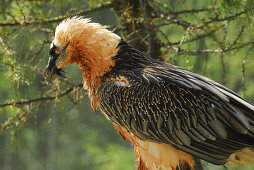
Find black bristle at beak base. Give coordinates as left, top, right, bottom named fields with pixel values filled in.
left=57, top=68, right=66, bottom=78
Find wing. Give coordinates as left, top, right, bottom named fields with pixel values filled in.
left=97, top=63, right=254, bottom=165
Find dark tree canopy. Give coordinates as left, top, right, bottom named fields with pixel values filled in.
left=1, top=0, right=254, bottom=170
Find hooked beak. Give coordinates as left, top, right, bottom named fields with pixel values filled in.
left=44, top=56, right=59, bottom=81
left=44, top=42, right=70, bottom=81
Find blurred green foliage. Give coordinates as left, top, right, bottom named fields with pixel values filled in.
left=0, top=0, right=254, bottom=170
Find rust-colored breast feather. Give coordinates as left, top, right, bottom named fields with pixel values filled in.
left=112, top=122, right=195, bottom=170
left=96, top=40, right=254, bottom=169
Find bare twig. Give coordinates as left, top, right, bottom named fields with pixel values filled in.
left=231, top=25, right=246, bottom=47
left=242, top=45, right=254, bottom=98
left=220, top=22, right=228, bottom=84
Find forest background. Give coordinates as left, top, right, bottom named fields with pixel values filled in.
left=1, top=0, right=254, bottom=170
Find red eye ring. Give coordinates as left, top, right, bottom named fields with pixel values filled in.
left=55, top=49, right=60, bottom=54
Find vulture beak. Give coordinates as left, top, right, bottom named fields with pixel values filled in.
left=44, top=42, right=70, bottom=81
left=44, top=56, right=59, bottom=81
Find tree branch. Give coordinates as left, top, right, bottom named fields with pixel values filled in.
left=139, top=0, right=161, bottom=59
left=159, top=29, right=216, bottom=46
left=150, top=0, right=210, bottom=16
left=157, top=7, right=253, bottom=29
left=170, top=8, right=210, bottom=15
left=242, top=45, right=254, bottom=98
left=197, top=7, right=254, bottom=29
left=0, top=83, right=83, bottom=108
left=158, top=17, right=193, bottom=28
left=176, top=41, right=254, bottom=55
left=0, top=3, right=114, bottom=27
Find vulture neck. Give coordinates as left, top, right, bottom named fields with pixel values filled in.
left=75, top=32, right=121, bottom=111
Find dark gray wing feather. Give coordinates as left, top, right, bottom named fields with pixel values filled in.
left=97, top=64, right=254, bottom=165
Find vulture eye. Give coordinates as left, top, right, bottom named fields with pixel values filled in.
left=55, top=49, right=60, bottom=54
